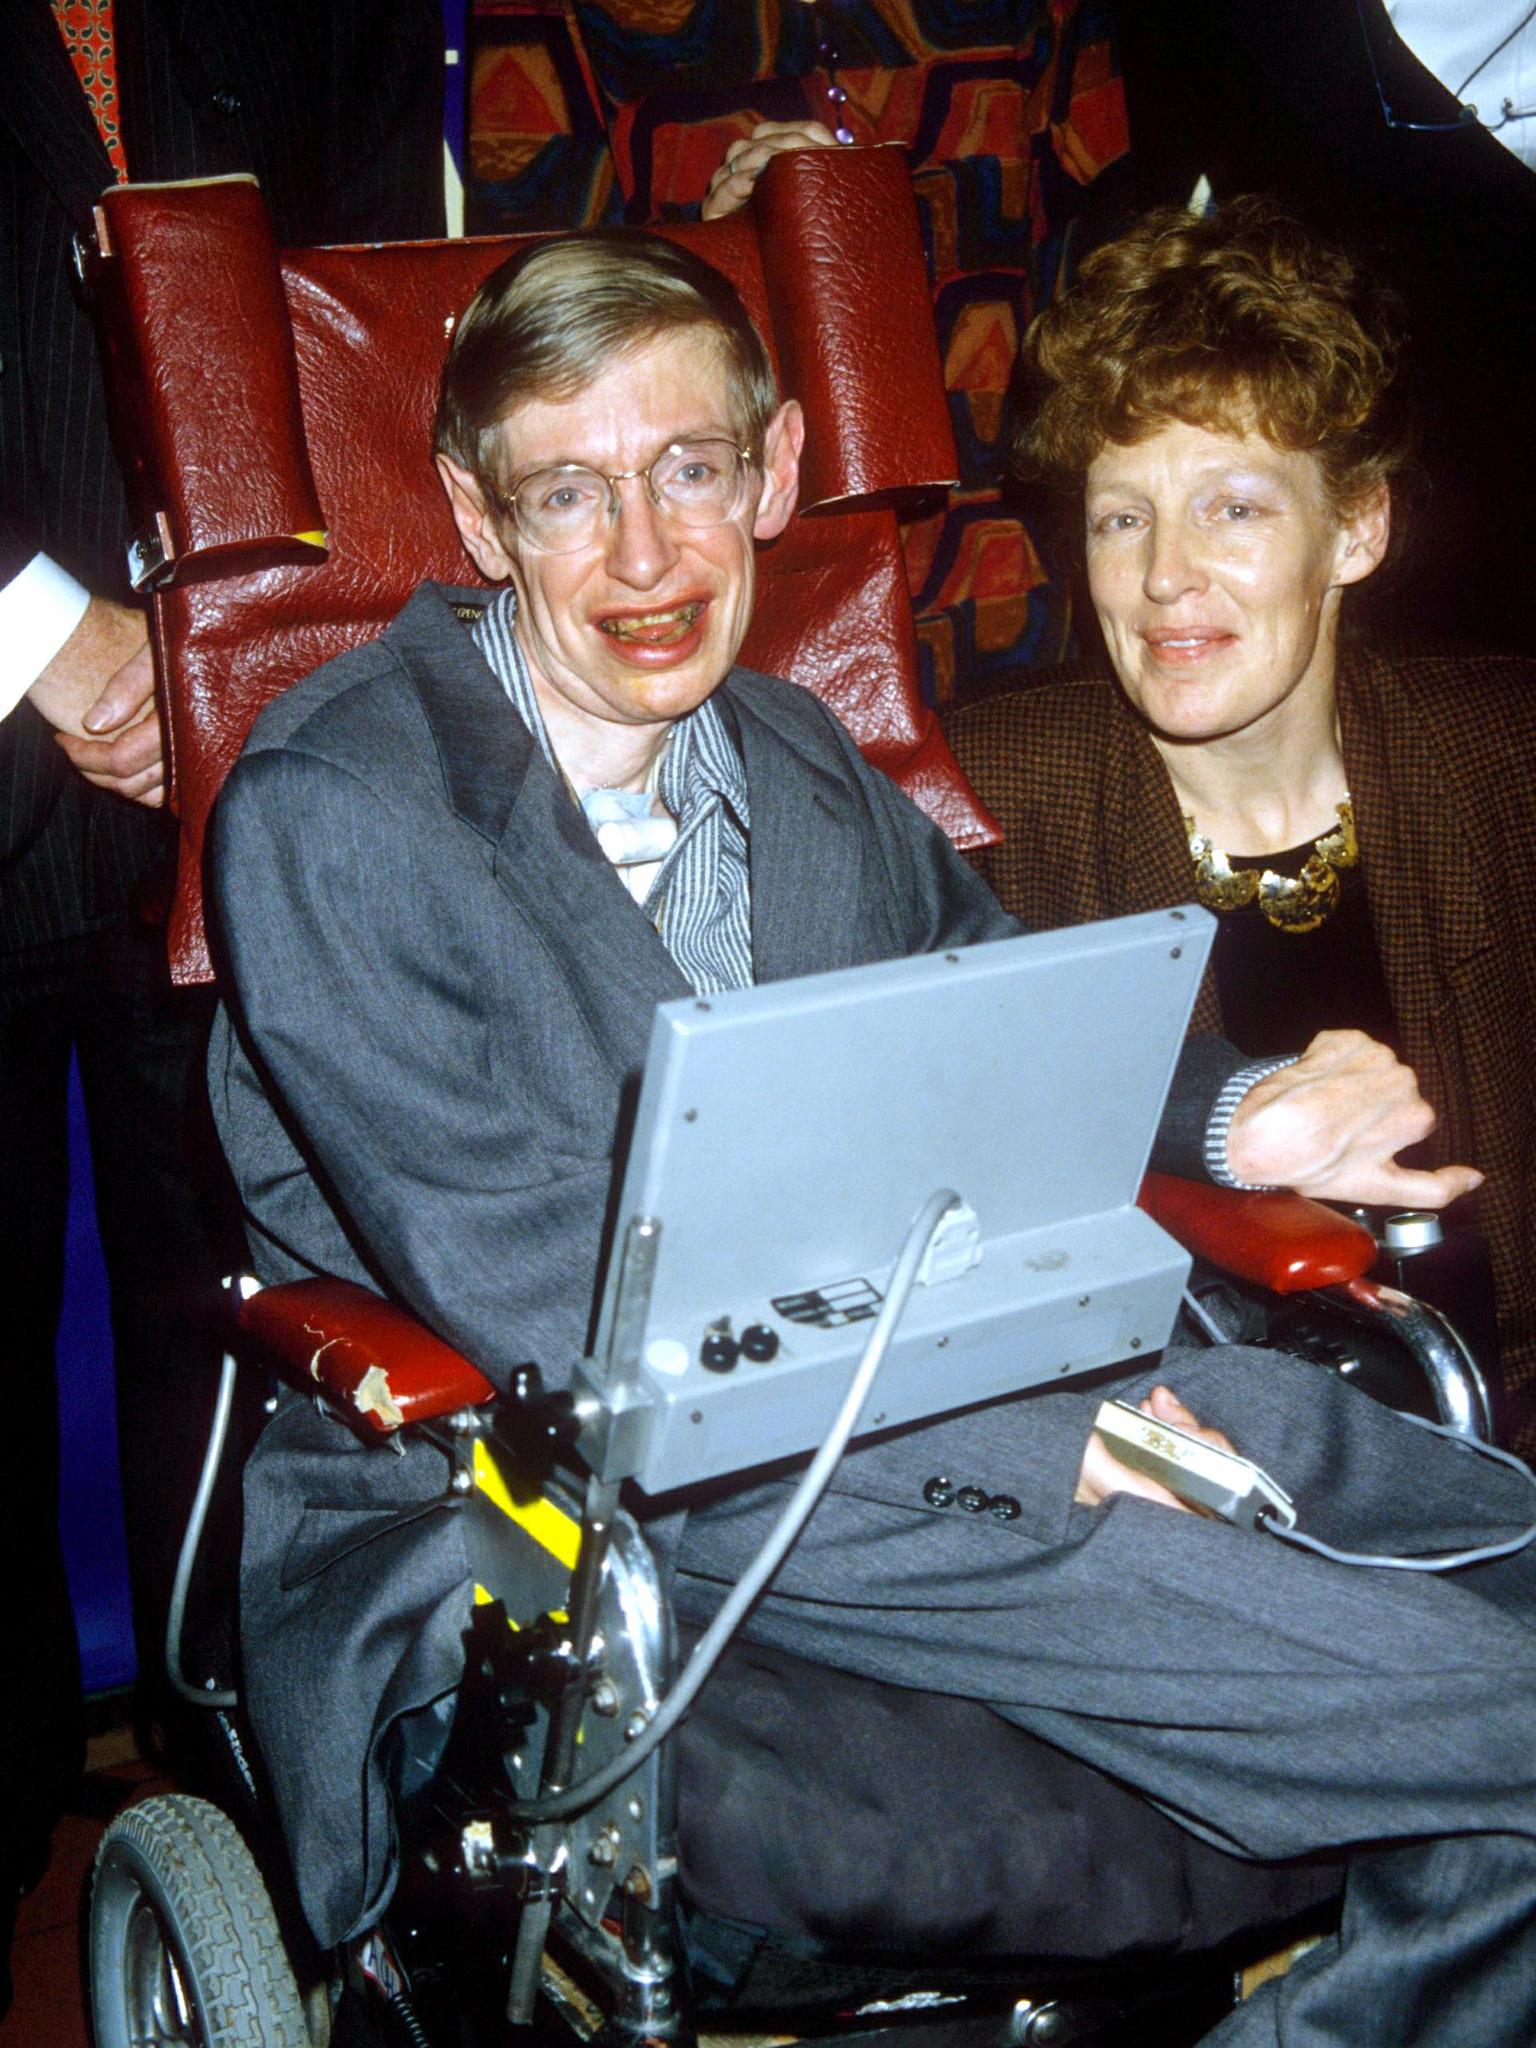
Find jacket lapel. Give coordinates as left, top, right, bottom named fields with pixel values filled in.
left=725, top=676, right=873, bottom=985
left=383, top=598, right=884, bottom=1067
left=492, top=768, right=693, bottom=1078
left=0, top=0, right=114, bottom=223
left=386, top=585, right=689, bottom=1080
left=1340, top=650, right=1493, bottom=1135
left=1342, top=648, right=1492, bottom=973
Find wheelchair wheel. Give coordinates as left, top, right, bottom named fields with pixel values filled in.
left=90, top=1792, right=311, bottom=2048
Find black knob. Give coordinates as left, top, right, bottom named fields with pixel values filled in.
left=740, top=1323, right=779, bottom=1362
left=922, top=1476, right=955, bottom=1508
left=699, top=1331, right=739, bottom=1372
left=955, top=1485, right=990, bottom=1514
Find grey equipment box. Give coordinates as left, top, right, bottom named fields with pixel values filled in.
left=576, top=907, right=1214, bottom=1495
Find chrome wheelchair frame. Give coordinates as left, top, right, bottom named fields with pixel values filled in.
left=86, top=1167, right=1494, bottom=2048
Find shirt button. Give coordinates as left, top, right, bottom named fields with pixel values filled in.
left=989, top=1495, right=1022, bottom=1522
left=922, top=1476, right=955, bottom=1508
left=955, top=1485, right=990, bottom=1514
left=211, top=88, right=242, bottom=115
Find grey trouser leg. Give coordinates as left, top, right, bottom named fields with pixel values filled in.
left=674, top=1345, right=1536, bottom=2045
left=1209, top=1834, right=1536, bottom=2045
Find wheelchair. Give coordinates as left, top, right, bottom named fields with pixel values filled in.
left=86, top=1181, right=1482, bottom=2048
left=79, top=150, right=1493, bottom=2048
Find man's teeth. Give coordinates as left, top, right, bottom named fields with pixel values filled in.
left=601, top=603, right=702, bottom=639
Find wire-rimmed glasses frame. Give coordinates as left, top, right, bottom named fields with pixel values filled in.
left=488, top=437, right=759, bottom=555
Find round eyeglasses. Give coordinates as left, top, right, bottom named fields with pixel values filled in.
left=491, top=438, right=757, bottom=554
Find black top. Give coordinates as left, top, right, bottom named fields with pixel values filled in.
left=1210, top=840, right=1396, bottom=1058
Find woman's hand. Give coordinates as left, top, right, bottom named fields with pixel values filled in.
left=1074, top=1385, right=1235, bottom=1512
left=701, top=120, right=840, bottom=220
left=1226, top=1030, right=1483, bottom=1209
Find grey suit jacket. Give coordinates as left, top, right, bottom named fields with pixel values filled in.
left=212, top=583, right=1233, bottom=1377
left=208, top=582, right=1241, bottom=1945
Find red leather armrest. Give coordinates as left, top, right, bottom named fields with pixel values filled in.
left=1138, top=1172, right=1377, bottom=1294
left=238, top=1277, right=495, bottom=1438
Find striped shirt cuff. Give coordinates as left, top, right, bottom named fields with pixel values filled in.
left=1203, top=1056, right=1298, bottom=1189
left=0, top=553, right=92, bottom=718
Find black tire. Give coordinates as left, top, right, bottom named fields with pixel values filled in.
left=90, top=1792, right=312, bottom=2048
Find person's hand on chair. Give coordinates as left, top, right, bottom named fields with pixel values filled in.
left=1226, top=1030, right=1481, bottom=1209
left=702, top=120, right=840, bottom=219
left=28, top=595, right=165, bottom=806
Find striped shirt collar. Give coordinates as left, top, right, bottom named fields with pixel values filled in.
left=471, top=587, right=754, bottom=994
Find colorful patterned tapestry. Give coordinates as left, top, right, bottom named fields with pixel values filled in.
left=466, top=2, right=1130, bottom=705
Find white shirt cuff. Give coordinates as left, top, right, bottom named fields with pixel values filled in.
left=1203, top=1056, right=1298, bottom=1189
left=0, top=554, right=92, bottom=719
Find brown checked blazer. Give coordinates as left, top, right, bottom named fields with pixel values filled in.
left=946, top=649, right=1536, bottom=1437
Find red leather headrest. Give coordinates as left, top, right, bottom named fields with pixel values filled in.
left=91, top=146, right=997, bottom=982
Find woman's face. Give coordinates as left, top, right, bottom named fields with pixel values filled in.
left=1084, top=420, right=1387, bottom=749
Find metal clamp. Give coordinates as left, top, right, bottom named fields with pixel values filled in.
left=127, top=512, right=176, bottom=592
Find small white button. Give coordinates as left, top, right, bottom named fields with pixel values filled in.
left=645, top=1338, right=690, bottom=1377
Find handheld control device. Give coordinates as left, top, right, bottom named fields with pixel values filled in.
left=1092, top=1399, right=1297, bottom=1531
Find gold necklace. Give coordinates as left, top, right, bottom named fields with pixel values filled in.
left=1183, top=799, right=1358, bottom=935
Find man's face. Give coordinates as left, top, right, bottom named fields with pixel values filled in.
left=438, top=327, right=802, bottom=753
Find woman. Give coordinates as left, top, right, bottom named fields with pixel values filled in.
left=945, top=197, right=1536, bottom=1444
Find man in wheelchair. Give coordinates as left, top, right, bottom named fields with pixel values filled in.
left=207, top=230, right=1536, bottom=2043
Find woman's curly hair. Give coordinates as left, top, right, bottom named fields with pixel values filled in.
left=1017, top=197, right=1414, bottom=518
